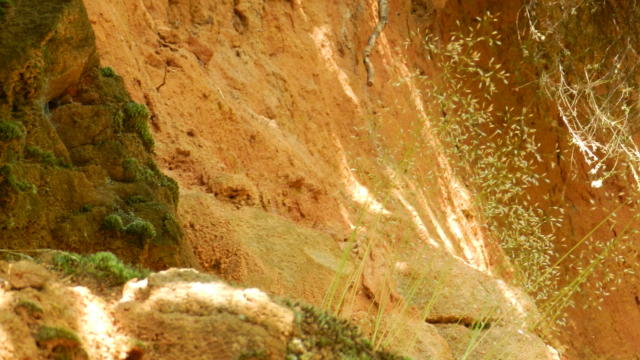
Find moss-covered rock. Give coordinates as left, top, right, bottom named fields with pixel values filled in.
left=0, top=0, right=192, bottom=270
left=283, top=301, right=411, bottom=360
left=51, top=251, right=149, bottom=285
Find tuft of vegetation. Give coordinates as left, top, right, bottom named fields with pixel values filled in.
left=15, top=299, right=44, bottom=318
left=35, top=325, right=80, bottom=344
left=34, top=325, right=88, bottom=360
left=283, top=300, right=411, bottom=360
left=0, top=120, right=24, bottom=141
left=25, top=145, right=69, bottom=168
left=123, top=101, right=149, bottom=120
left=125, top=195, right=148, bottom=205
left=52, top=251, right=149, bottom=285
left=102, top=211, right=157, bottom=242
left=100, top=66, right=116, bottom=78
left=124, top=219, right=157, bottom=239
left=123, top=102, right=154, bottom=151
left=122, top=158, right=154, bottom=183
left=423, top=13, right=562, bottom=299
left=102, top=213, right=125, bottom=232
left=238, top=349, right=267, bottom=360
left=0, top=164, right=36, bottom=193
left=122, top=158, right=179, bottom=200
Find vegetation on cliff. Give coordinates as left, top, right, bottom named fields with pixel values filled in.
left=0, top=0, right=189, bottom=269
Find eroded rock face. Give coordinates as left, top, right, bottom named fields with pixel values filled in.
left=0, top=0, right=194, bottom=269
left=0, top=258, right=413, bottom=360
left=116, top=269, right=295, bottom=360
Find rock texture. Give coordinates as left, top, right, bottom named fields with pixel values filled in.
left=80, top=0, right=559, bottom=358
left=0, top=257, right=409, bottom=360
left=4, top=0, right=637, bottom=358
left=0, top=0, right=194, bottom=269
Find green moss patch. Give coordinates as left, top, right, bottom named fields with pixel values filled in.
left=52, top=251, right=149, bottom=285
left=0, top=164, right=36, bottom=193
left=15, top=299, right=44, bottom=318
left=102, top=211, right=157, bottom=242
left=0, top=120, right=24, bottom=141
left=35, top=325, right=80, bottom=345
left=102, top=213, right=124, bottom=232
left=122, top=158, right=179, bottom=201
left=35, top=325, right=87, bottom=360
left=25, top=145, right=69, bottom=167
left=100, top=66, right=116, bottom=78
left=124, top=219, right=156, bottom=239
left=123, top=102, right=154, bottom=151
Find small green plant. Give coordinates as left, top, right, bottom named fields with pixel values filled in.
left=0, top=120, right=24, bottom=141
left=122, top=158, right=154, bottom=183
left=102, top=213, right=124, bottom=231
left=123, top=102, right=154, bottom=151
left=121, top=158, right=179, bottom=199
left=123, top=102, right=149, bottom=120
left=52, top=251, right=149, bottom=285
left=124, top=219, right=157, bottom=239
left=25, top=145, right=69, bottom=168
left=102, top=212, right=157, bottom=241
left=100, top=66, right=116, bottom=78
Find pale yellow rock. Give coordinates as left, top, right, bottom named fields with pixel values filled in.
left=7, top=261, right=51, bottom=290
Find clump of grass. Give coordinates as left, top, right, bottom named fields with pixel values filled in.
left=123, top=102, right=154, bottom=151
left=124, top=219, right=157, bottom=239
left=52, top=251, right=149, bottom=285
left=283, top=300, right=411, bottom=360
left=0, top=120, right=24, bottom=141
left=102, top=213, right=125, bottom=231
left=122, top=158, right=179, bottom=198
left=423, top=13, right=561, bottom=299
left=25, top=145, right=69, bottom=168
left=122, top=158, right=154, bottom=183
left=100, top=66, right=116, bottom=78
left=123, top=102, right=149, bottom=120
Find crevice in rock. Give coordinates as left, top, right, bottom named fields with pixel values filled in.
left=426, top=315, right=493, bottom=330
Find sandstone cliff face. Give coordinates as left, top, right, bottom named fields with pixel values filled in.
left=81, top=0, right=560, bottom=358
left=0, top=0, right=194, bottom=269
left=0, top=256, right=411, bottom=360
left=2, top=0, right=639, bottom=358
